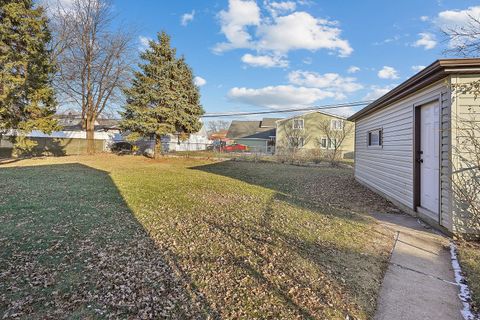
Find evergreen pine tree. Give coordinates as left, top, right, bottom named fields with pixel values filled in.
left=0, top=0, right=58, bottom=153
left=121, top=31, right=204, bottom=158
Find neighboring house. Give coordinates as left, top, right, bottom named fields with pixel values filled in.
left=348, top=58, right=480, bottom=236
left=276, top=111, right=355, bottom=158
left=131, top=122, right=210, bottom=154
left=226, top=118, right=281, bottom=153
left=208, top=130, right=228, bottom=141
left=0, top=109, right=210, bottom=157
left=160, top=124, right=210, bottom=152
left=0, top=110, right=122, bottom=156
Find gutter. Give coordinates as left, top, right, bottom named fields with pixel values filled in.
left=348, top=58, right=480, bottom=122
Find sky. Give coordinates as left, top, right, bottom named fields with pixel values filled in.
left=57, top=0, right=480, bottom=119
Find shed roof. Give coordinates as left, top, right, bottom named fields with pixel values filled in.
left=348, top=58, right=480, bottom=121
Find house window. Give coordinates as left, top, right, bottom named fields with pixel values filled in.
left=289, top=137, right=304, bottom=147
left=320, top=137, right=337, bottom=149
left=293, top=119, right=304, bottom=130
left=330, top=138, right=338, bottom=148
left=368, top=129, right=383, bottom=147
left=330, top=119, right=344, bottom=131
left=320, top=138, right=328, bottom=149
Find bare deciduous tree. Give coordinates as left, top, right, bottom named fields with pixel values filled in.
left=277, top=117, right=310, bottom=162
left=206, top=120, right=230, bottom=134
left=441, top=13, right=480, bottom=57
left=317, top=119, right=354, bottom=165
left=51, top=0, right=134, bottom=154
left=451, top=103, right=480, bottom=235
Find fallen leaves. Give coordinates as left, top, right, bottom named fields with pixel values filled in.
left=1, top=155, right=396, bottom=319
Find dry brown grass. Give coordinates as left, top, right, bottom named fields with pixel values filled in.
left=1, top=155, right=396, bottom=319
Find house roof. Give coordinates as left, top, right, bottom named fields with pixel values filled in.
left=226, top=118, right=280, bottom=139
left=348, top=58, right=480, bottom=121
left=276, top=110, right=347, bottom=123
left=61, top=118, right=121, bottom=131
left=209, top=130, right=228, bottom=140
left=260, top=118, right=282, bottom=127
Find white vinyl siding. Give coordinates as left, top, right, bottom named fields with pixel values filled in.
left=354, top=80, right=447, bottom=210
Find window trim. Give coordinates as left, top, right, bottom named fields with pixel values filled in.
left=330, top=119, right=344, bottom=131
left=367, top=128, right=383, bottom=148
left=320, top=137, right=328, bottom=149
left=292, top=118, right=304, bottom=130
left=319, top=137, right=338, bottom=149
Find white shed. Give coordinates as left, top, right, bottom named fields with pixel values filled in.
left=348, top=59, right=480, bottom=237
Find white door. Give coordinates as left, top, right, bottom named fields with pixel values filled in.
left=419, top=101, right=440, bottom=216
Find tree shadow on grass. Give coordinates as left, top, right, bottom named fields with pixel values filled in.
left=0, top=163, right=217, bottom=319
left=189, top=161, right=397, bottom=318
left=191, top=160, right=397, bottom=223
left=200, top=192, right=394, bottom=319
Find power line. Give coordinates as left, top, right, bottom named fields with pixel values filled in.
left=201, top=100, right=374, bottom=118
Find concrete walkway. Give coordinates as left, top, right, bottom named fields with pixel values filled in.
left=373, top=213, right=464, bottom=320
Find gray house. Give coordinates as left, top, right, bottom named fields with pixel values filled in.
left=348, top=59, right=480, bottom=236
left=226, top=118, right=281, bottom=153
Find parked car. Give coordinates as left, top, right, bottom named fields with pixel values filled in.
left=111, top=141, right=134, bottom=154
left=222, top=143, right=248, bottom=152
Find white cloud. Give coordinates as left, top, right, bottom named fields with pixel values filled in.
left=373, top=34, right=405, bottom=46
left=266, top=1, right=296, bottom=16
left=257, top=12, right=353, bottom=57
left=194, top=76, right=207, bottom=87
left=288, top=70, right=363, bottom=99
left=138, top=36, right=152, bottom=51
left=378, top=66, right=399, bottom=79
left=420, top=15, right=429, bottom=22
left=436, top=6, right=480, bottom=48
left=302, top=57, right=313, bottom=65
left=213, top=0, right=261, bottom=53
left=227, top=69, right=363, bottom=109
left=228, top=85, right=336, bottom=108
left=347, top=66, right=360, bottom=73
left=241, top=53, right=288, bottom=68
left=363, top=85, right=396, bottom=100
left=411, top=65, right=426, bottom=72
left=413, top=32, right=437, bottom=50
left=181, top=10, right=195, bottom=26
left=437, top=6, right=480, bottom=26
left=214, top=1, right=352, bottom=58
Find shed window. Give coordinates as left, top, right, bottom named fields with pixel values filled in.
left=368, top=129, right=383, bottom=147
left=293, top=119, right=304, bottom=130
left=330, top=119, right=344, bottom=131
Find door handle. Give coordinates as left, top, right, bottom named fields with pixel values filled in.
left=416, top=158, right=423, bottom=163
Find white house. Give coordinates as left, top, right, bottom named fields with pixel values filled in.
left=348, top=59, right=480, bottom=236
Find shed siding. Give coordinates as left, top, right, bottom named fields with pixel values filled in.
left=354, top=80, right=448, bottom=211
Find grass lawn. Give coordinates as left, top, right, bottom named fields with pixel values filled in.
left=458, top=242, right=480, bottom=314
left=0, top=155, right=396, bottom=319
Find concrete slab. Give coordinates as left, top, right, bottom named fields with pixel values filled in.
left=373, top=213, right=464, bottom=320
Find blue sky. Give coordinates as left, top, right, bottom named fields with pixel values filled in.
left=112, top=0, right=479, bottom=119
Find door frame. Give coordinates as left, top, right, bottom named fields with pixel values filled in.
left=413, top=95, right=442, bottom=223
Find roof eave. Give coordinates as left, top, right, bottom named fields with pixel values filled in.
left=348, top=58, right=480, bottom=121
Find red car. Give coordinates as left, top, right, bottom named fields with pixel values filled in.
left=222, top=143, right=248, bottom=152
